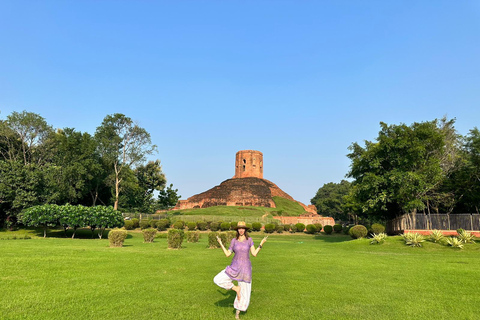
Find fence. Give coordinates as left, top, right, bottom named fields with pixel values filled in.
left=387, top=213, right=480, bottom=234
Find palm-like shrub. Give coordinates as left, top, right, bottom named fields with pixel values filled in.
left=429, top=230, right=445, bottom=243
left=402, top=233, right=424, bottom=247
left=446, top=237, right=464, bottom=249
left=370, top=233, right=387, bottom=245
left=457, top=230, right=475, bottom=244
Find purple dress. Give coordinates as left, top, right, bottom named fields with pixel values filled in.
left=225, top=238, right=254, bottom=283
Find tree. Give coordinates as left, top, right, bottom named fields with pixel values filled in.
left=347, top=118, right=461, bottom=220
left=310, top=180, right=352, bottom=222
left=135, top=160, right=166, bottom=212
left=157, top=184, right=181, bottom=210
left=95, top=114, right=157, bottom=210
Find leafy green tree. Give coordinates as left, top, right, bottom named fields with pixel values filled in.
left=347, top=118, right=461, bottom=220
left=311, top=180, right=351, bottom=221
left=19, top=204, right=59, bottom=238
left=88, top=206, right=124, bottom=239
left=95, top=114, right=157, bottom=210
left=157, top=184, right=181, bottom=210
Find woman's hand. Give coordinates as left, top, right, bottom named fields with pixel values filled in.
left=216, top=236, right=223, bottom=246
left=260, top=236, right=268, bottom=246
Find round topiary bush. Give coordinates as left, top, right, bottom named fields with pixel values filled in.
left=314, top=223, right=323, bottom=233
left=323, top=225, right=333, bottom=234
left=173, top=221, right=185, bottom=229
left=251, top=222, right=262, bottom=232
left=124, top=220, right=134, bottom=230
left=295, top=223, right=305, bottom=232
left=246, top=223, right=252, bottom=230
left=187, top=222, right=197, bottom=231
left=333, top=224, right=342, bottom=233
left=290, top=224, right=297, bottom=233
left=156, top=219, right=169, bottom=231
left=230, top=221, right=238, bottom=229
left=305, top=224, right=317, bottom=234
left=276, top=225, right=284, bottom=233
left=196, top=221, right=207, bottom=231
left=349, top=225, right=368, bottom=239
left=149, top=219, right=157, bottom=228
left=220, top=222, right=231, bottom=231
left=139, top=220, right=150, bottom=229
left=370, top=223, right=386, bottom=234
left=131, top=218, right=140, bottom=229
left=264, top=223, right=275, bottom=233
left=210, top=222, right=220, bottom=231
left=284, top=224, right=291, bottom=232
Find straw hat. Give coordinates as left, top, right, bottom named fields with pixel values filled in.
left=234, top=221, right=250, bottom=230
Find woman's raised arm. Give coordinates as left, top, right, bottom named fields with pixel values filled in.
left=217, top=236, right=232, bottom=257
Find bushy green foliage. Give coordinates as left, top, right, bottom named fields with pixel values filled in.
left=168, top=229, right=184, bottom=249
left=142, top=228, right=157, bottom=243
left=210, top=222, right=220, bottom=231
left=246, top=223, right=252, bottom=230
left=295, top=223, right=305, bottom=232
left=429, top=230, right=445, bottom=243
left=173, top=221, right=185, bottom=229
left=284, top=224, right=291, bottom=232
left=208, top=232, right=220, bottom=248
left=186, top=231, right=200, bottom=243
left=139, top=220, right=150, bottom=229
left=290, top=224, right=297, bottom=233
left=230, top=221, right=237, bottom=229
left=196, top=221, right=207, bottom=231
left=220, top=222, right=231, bottom=231
left=314, top=223, right=323, bottom=232
left=343, top=225, right=352, bottom=235
left=251, top=222, right=262, bottom=231
left=323, top=225, right=333, bottom=234
left=370, top=233, right=387, bottom=244
left=305, top=224, right=317, bottom=234
left=186, top=222, right=197, bottom=230
left=109, top=229, right=128, bottom=247
left=276, top=225, right=284, bottom=233
left=131, top=218, right=140, bottom=228
left=349, top=225, right=368, bottom=239
left=264, top=223, right=275, bottom=233
left=156, top=219, right=169, bottom=231
left=149, top=219, right=157, bottom=228
left=401, top=233, right=425, bottom=247
left=333, top=224, right=342, bottom=233
left=124, top=220, right=134, bottom=230
left=370, top=223, right=386, bottom=234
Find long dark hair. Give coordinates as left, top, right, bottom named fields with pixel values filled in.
left=236, top=228, right=250, bottom=240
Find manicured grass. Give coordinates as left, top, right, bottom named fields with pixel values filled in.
left=1, top=229, right=479, bottom=319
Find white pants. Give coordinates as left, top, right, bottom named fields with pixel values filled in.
left=213, top=269, right=252, bottom=312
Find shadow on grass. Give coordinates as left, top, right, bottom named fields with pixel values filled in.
left=313, top=234, right=352, bottom=243
left=35, top=228, right=120, bottom=240
left=214, top=290, right=236, bottom=308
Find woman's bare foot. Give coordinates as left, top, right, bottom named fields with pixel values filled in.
left=235, top=310, right=240, bottom=319
left=232, top=286, right=241, bottom=301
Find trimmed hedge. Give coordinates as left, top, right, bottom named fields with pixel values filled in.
left=109, top=229, right=128, bottom=247
left=131, top=218, right=140, bottom=228
left=349, top=225, right=368, bottom=239
left=226, top=231, right=236, bottom=248
left=196, top=221, right=208, bottom=231
left=186, top=222, right=197, bottom=231
left=220, top=222, right=231, bottom=231
left=295, top=223, right=305, bottom=232
left=276, top=225, right=284, bottom=233
left=305, top=224, right=317, bottom=234
left=156, top=219, right=169, bottom=231
left=290, top=224, right=297, bottom=233
left=168, top=229, right=184, bottom=249
left=333, top=224, right=342, bottom=233
left=230, top=221, right=238, bottom=229
left=264, top=223, right=276, bottom=233
left=124, top=220, right=134, bottom=230
left=370, top=223, right=386, bottom=234
left=142, top=228, right=157, bottom=243
left=186, top=231, right=200, bottom=243
left=173, top=221, right=185, bottom=229
left=314, top=223, right=323, bottom=233
left=208, top=232, right=220, bottom=248
left=323, top=225, right=333, bottom=235
left=149, top=220, right=157, bottom=228
left=251, top=222, right=262, bottom=232
left=210, top=222, right=220, bottom=231
left=139, top=220, right=150, bottom=229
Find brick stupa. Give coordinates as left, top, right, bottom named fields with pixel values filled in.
left=174, top=150, right=317, bottom=214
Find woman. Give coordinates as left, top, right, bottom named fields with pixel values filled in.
left=213, top=221, right=268, bottom=319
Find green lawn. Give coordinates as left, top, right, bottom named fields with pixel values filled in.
left=1, top=229, right=479, bottom=320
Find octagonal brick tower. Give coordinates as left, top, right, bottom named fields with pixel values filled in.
left=235, top=150, right=263, bottom=179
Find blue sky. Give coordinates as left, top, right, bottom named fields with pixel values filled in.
left=1, top=1, right=479, bottom=205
